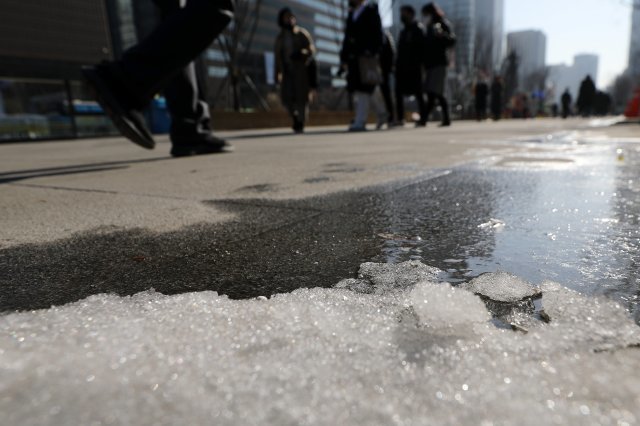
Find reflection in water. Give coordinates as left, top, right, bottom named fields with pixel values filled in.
left=375, top=144, right=639, bottom=321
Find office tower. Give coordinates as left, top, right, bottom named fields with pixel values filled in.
left=506, top=30, right=547, bottom=85
left=475, top=0, right=504, bottom=72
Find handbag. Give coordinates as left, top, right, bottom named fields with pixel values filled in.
left=358, top=55, right=383, bottom=86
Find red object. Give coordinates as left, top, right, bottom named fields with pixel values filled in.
left=625, top=89, right=640, bottom=118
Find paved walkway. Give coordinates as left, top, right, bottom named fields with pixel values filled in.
left=2, top=118, right=630, bottom=248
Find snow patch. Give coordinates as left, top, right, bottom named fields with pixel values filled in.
left=1, top=262, right=639, bottom=425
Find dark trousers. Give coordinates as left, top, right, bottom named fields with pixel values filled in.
left=396, top=87, right=426, bottom=123
left=380, top=72, right=394, bottom=123
left=119, top=0, right=234, bottom=143
left=425, top=92, right=451, bottom=125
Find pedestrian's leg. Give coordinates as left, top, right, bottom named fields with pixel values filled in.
left=292, top=99, right=307, bottom=133
left=440, top=95, right=451, bottom=126
left=416, top=92, right=427, bottom=124
left=425, top=92, right=436, bottom=124
left=372, top=88, right=387, bottom=129
left=380, top=75, right=394, bottom=124
left=120, top=0, right=234, bottom=106
left=395, top=85, right=405, bottom=125
left=151, top=0, right=230, bottom=156
left=83, top=0, right=233, bottom=150
left=154, top=0, right=213, bottom=144
left=351, top=91, right=370, bottom=130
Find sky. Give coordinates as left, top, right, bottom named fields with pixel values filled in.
left=505, top=0, right=632, bottom=87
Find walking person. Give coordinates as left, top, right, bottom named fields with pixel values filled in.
left=561, top=88, right=572, bottom=119
left=82, top=0, right=235, bottom=156
left=340, top=0, right=384, bottom=132
left=379, top=30, right=396, bottom=128
left=395, top=5, right=427, bottom=127
left=577, top=75, right=596, bottom=117
left=275, top=8, right=317, bottom=134
left=474, top=77, right=489, bottom=121
left=490, top=75, right=503, bottom=121
left=421, top=3, right=456, bottom=127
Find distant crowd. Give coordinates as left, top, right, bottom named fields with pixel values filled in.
left=276, top=1, right=459, bottom=133
left=83, top=0, right=612, bottom=157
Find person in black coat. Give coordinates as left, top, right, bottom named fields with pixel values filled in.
left=340, top=0, right=384, bottom=131
left=490, top=76, right=504, bottom=121
left=421, top=2, right=455, bottom=127
left=379, top=30, right=396, bottom=127
left=577, top=75, right=596, bottom=117
left=561, top=88, right=572, bottom=119
left=395, top=5, right=427, bottom=127
left=474, top=78, right=489, bottom=121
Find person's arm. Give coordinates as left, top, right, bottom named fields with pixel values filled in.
left=370, top=7, right=383, bottom=55
left=274, top=34, right=283, bottom=84
left=299, top=28, right=316, bottom=64
left=339, top=16, right=351, bottom=76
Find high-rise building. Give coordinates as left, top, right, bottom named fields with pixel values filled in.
left=629, top=4, right=640, bottom=76
left=475, top=0, right=504, bottom=72
left=506, top=30, right=547, bottom=87
left=392, top=0, right=475, bottom=73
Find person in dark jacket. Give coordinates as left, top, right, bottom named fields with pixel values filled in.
left=395, top=5, right=427, bottom=127
left=561, top=88, right=572, bottom=119
left=275, top=8, right=317, bottom=134
left=340, top=0, right=384, bottom=131
left=421, top=3, right=455, bottom=127
left=82, top=0, right=234, bottom=156
left=577, top=75, right=596, bottom=117
left=379, top=30, right=396, bottom=128
left=490, top=75, right=503, bottom=121
left=474, top=77, right=489, bottom=121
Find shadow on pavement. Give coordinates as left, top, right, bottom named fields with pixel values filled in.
left=0, top=157, right=171, bottom=184
left=0, top=172, right=497, bottom=312
left=227, top=129, right=348, bottom=140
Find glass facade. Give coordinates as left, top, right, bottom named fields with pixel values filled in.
left=0, top=78, right=117, bottom=141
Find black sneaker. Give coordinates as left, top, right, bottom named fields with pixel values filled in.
left=82, top=64, right=155, bottom=150
left=170, top=135, right=234, bottom=158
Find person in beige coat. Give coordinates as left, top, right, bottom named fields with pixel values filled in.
left=275, top=8, right=317, bottom=133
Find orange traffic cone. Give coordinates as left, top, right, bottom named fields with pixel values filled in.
left=625, top=89, right=640, bottom=118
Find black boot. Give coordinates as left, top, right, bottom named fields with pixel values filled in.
left=170, top=133, right=234, bottom=157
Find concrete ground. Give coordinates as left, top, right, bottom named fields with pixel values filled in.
left=1, top=117, right=631, bottom=248
left=2, top=117, right=640, bottom=312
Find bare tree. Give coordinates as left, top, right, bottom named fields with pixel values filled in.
left=474, top=23, right=494, bottom=75
left=501, top=51, right=519, bottom=106
left=215, top=0, right=265, bottom=111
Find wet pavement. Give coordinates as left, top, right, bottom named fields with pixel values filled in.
left=2, top=131, right=640, bottom=322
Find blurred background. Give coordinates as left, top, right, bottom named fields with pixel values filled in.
left=0, top=0, right=637, bottom=141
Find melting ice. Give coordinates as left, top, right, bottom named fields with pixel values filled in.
left=1, top=261, right=639, bottom=426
